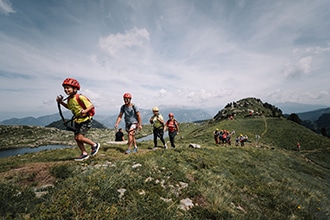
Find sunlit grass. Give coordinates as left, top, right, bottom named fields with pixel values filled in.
left=0, top=117, right=329, bottom=219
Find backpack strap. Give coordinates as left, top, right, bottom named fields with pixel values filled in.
left=132, top=103, right=137, bottom=115
left=75, top=94, right=87, bottom=109
left=173, top=119, right=177, bottom=129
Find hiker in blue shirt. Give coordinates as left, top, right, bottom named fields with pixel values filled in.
left=115, top=93, right=142, bottom=154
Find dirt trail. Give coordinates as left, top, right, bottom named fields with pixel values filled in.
left=261, top=116, right=268, bottom=137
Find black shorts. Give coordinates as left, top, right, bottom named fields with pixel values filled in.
left=126, top=123, right=138, bottom=134
left=74, top=119, right=92, bottom=135
left=153, top=127, right=164, bottom=138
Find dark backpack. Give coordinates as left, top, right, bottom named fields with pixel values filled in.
left=76, top=94, right=95, bottom=117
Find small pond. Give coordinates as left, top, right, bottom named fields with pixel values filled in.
left=0, top=132, right=168, bottom=158
left=0, top=145, right=74, bottom=159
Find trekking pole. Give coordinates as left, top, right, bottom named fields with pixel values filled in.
left=57, top=95, right=66, bottom=122
left=57, top=95, right=76, bottom=132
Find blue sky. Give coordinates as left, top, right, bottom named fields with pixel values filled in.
left=1, top=0, right=330, bottom=120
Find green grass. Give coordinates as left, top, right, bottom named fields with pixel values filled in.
left=0, top=117, right=329, bottom=219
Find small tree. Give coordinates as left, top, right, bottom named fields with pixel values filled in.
left=320, top=128, right=328, bottom=137
left=288, top=113, right=302, bottom=125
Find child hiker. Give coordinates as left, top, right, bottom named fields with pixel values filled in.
left=56, top=78, right=100, bottom=161
left=114, top=92, right=142, bottom=154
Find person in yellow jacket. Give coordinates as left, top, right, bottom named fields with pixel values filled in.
left=150, top=107, right=167, bottom=149
left=56, top=78, right=100, bottom=161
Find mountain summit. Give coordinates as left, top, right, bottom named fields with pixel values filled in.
left=214, top=97, right=283, bottom=121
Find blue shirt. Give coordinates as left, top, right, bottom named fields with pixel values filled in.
left=120, top=104, right=139, bottom=125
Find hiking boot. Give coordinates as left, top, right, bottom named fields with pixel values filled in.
left=152, top=146, right=157, bottom=151
left=125, top=149, right=131, bottom=154
left=91, top=143, right=100, bottom=156
left=132, top=147, right=138, bottom=153
left=164, top=144, right=168, bottom=149
left=74, top=154, right=89, bottom=161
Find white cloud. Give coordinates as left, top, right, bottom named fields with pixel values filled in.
left=0, top=0, right=15, bottom=15
left=159, top=88, right=166, bottom=97
left=0, top=0, right=330, bottom=120
left=98, top=28, right=150, bottom=58
left=282, top=56, right=312, bottom=79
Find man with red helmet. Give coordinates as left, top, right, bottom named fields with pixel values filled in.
left=56, top=78, right=100, bottom=161
left=115, top=92, right=142, bottom=154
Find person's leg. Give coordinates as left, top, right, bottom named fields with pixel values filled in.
left=172, top=131, right=177, bottom=148
left=128, top=130, right=134, bottom=149
left=77, top=120, right=100, bottom=155
left=153, top=129, right=158, bottom=147
left=75, top=134, right=88, bottom=154
left=131, top=125, right=138, bottom=152
left=74, top=122, right=90, bottom=157
left=169, top=132, right=175, bottom=148
left=75, top=133, right=95, bottom=146
left=126, top=124, right=137, bottom=153
left=158, top=129, right=166, bottom=146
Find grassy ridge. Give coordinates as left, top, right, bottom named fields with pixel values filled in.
left=0, top=117, right=329, bottom=219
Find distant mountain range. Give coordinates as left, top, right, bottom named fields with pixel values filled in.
left=0, top=107, right=212, bottom=128
left=296, top=107, right=330, bottom=121
left=1, top=99, right=329, bottom=136
left=274, top=102, right=328, bottom=114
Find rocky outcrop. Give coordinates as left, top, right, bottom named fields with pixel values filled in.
left=213, top=97, right=283, bottom=121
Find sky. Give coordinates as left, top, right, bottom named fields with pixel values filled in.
left=1, top=0, right=330, bottom=120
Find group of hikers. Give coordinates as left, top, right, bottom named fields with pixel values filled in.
left=213, top=129, right=249, bottom=146
left=56, top=78, right=179, bottom=161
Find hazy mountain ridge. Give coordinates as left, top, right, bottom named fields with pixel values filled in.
left=296, top=107, right=330, bottom=121
left=0, top=107, right=212, bottom=128
left=274, top=102, right=328, bottom=114
left=1, top=99, right=329, bottom=132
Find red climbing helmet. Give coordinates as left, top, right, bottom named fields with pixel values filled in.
left=169, top=112, right=174, bottom=117
left=123, top=92, right=132, bottom=99
left=62, top=78, right=80, bottom=90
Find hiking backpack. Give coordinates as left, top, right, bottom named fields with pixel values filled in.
left=76, top=94, right=95, bottom=117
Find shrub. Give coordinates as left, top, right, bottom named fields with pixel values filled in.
left=0, top=183, right=37, bottom=218
left=50, top=163, right=74, bottom=180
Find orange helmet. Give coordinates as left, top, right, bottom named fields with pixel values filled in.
left=169, top=112, right=174, bottom=117
left=62, top=78, right=80, bottom=90
left=123, top=93, right=132, bottom=99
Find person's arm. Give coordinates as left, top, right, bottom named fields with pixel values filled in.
left=164, top=120, right=168, bottom=131
left=56, top=96, right=68, bottom=109
left=175, top=121, right=179, bottom=132
left=115, top=112, right=123, bottom=129
left=149, top=116, right=154, bottom=124
left=136, top=111, right=142, bottom=130
left=80, top=104, right=94, bottom=116
left=78, top=95, right=94, bottom=116
left=157, top=115, right=165, bottom=125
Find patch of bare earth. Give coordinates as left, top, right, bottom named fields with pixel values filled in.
left=0, top=162, right=61, bottom=188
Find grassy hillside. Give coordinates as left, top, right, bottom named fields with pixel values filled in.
left=0, top=116, right=329, bottom=219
